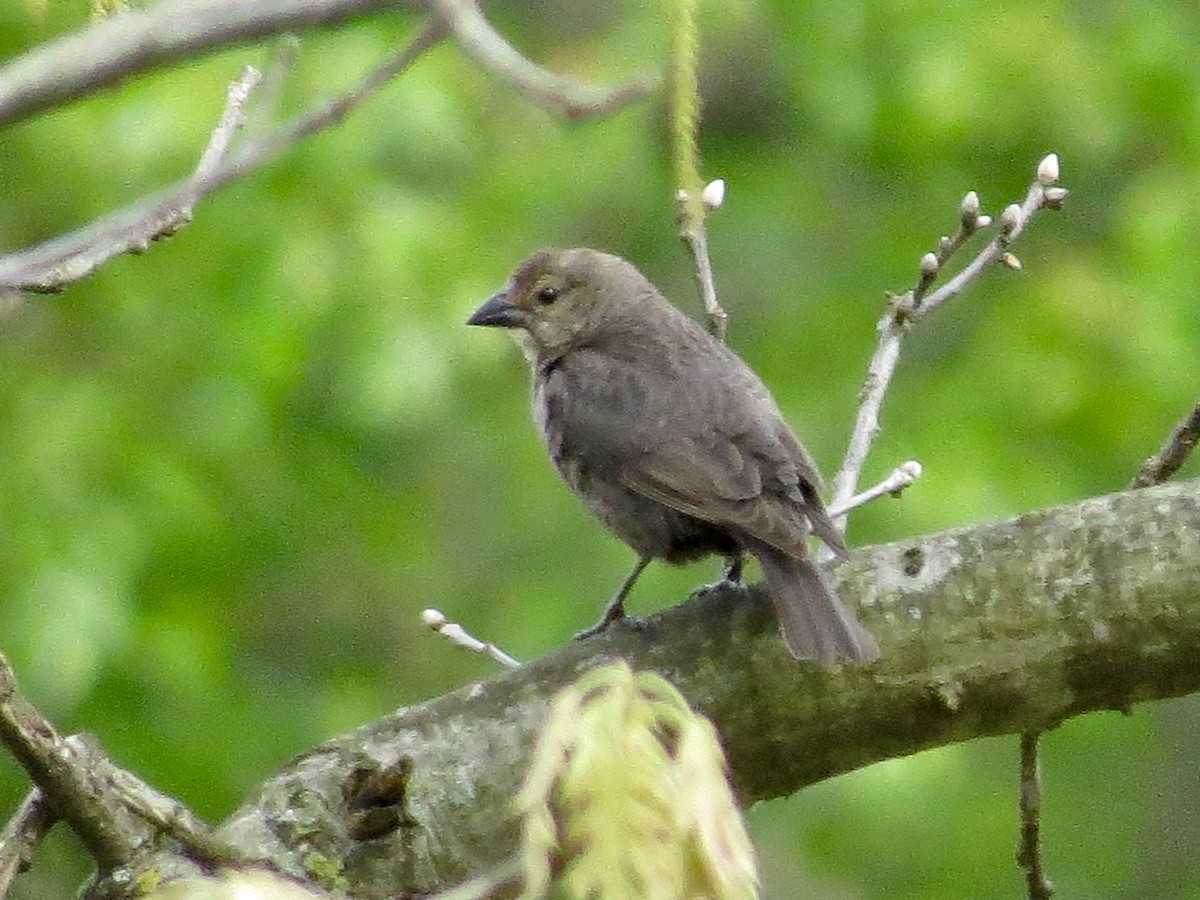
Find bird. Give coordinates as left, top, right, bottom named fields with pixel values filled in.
left=466, top=248, right=879, bottom=665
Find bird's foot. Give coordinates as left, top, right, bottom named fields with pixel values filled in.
left=723, top=555, right=744, bottom=584
left=574, top=556, right=653, bottom=641
left=694, top=555, right=748, bottom=598
left=573, top=612, right=648, bottom=641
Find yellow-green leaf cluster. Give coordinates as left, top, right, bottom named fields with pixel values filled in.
left=90, top=0, right=128, bottom=19
left=515, top=663, right=758, bottom=900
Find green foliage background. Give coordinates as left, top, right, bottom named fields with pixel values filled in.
left=2, top=1, right=1199, bottom=896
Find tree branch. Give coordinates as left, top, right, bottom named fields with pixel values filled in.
left=0, top=21, right=444, bottom=297
left=829, top=156, right=1067, bottom=528
left=0, top=658, right=143, bottom=871
left=0, top=655, right=253, bottom=892
left=0, top=1, right=655, bottom=299
left=0, top=790, right=56, bottom=898
left=202, top=479, right=1200, bottom=897
left=0, top=0, right=655, bottom=130
left=0, top=0, right=422, bottom=128
left=1017, top=733, right=1055, bottom=900
left=427, top=0, right=656, bottom=121
left=1132, top=400, right=1200, bottom=488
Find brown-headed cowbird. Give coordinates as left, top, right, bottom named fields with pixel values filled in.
left=467, top=248, right=879, bottom=664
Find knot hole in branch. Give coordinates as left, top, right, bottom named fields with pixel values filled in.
left=343, top=756, right=414, bottom=841
left=901, top=547, right=925, bottom=577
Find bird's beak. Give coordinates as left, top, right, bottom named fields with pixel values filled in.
left=467, top=291, right=525, bottom=328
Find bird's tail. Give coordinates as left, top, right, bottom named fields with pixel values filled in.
left=750, top=541, right=879, bottom=665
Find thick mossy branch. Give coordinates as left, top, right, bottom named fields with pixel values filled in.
left=204, top=480, right=1200, bottom=899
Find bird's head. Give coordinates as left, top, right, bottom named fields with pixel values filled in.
left=467, top=248, right=653, bottom=362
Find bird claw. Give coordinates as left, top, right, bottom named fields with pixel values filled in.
left=693, top=578, right=748, bottom=600
left=694, top=558, right=749, bottom=599
left=573, top=612, right=647, bottom=642
left=573, top=620, right=610, bottom=641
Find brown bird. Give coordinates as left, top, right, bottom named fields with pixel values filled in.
left=467, top=248, right=879, bottom=664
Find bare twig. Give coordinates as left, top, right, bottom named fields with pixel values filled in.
left=829, top=155, right=1067, bottom=528
left=0, top=655, right=241, bottom=883
left=0, top=20, right=445, bottom=297
left=0, top=654, right=141, bottom=869
left=828, top=307, right=904, bottom=531
left=0, top=0, right=655, bottom=299
left=680, top=212, right=726, bottom=339
left=1016, top=732, right=1055, bottom=900
left=193, top=65, right=262, bottom=181
left=1132, top=401, right=1200, bottom=488
left=102, top=756, right=240, bottom=865
left=427, top=0, right=656, bottom=121
left=684, top=182, right=728, bottom=336
left=0, top=790, right=57, bottom=898
left=826, top=460, right=922, bottom=519
left=920, top=176, right=1059, bottom=315
left=423, top=609, right=522, bottom=668
left=0, top=0, right=423, bottom=128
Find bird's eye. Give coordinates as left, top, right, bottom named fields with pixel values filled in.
left=536, top=286, right=559, bottom=306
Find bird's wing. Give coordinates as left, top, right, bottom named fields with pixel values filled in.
left=620, top=421, right=847, bottom=561
left=619, top=434, right=835, bottom=561
left=556, top=346, right=846, bottom=559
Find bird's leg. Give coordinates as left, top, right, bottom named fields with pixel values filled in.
left=694, top=553, right=747, bottom=598
left=574, top=556, right=652, bottom=640
left=722, top=553, right=745, bottom=585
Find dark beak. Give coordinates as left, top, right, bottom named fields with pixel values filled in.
left=467, top=291, right=525, bottom=328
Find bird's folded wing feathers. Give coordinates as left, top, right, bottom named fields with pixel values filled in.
left=619, top=437, right=838, bottom=559
left=558, top=348, right=848, bottom=559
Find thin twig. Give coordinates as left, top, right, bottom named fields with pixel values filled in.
left=192, top=65, right=262, bottom=182
left=0, top=655, right=141, bottom=870
left=0, top=789, right=57, bottom=898
left=826, top=461, right=922, bottom=519
left=102, top=756, right=240, bottom=865
left=919, top=179, right=1054, bottom=315
left=829, top=155, right=1067, bottom=528
left=0, top=20, right=445, bottom=297
left=681, top=219, right=725, bottom=339
left=0, top=0, right=654, bottom=300
left=1017, top=732, right=1054, bottom=900
left=423, top=609, right=522, bottom=668
left=1131, top=401, right=1200, bottom=488
left=428, top=0, right=656, bottom=121
left=828, top=307, right=905, bottom=532
left=0, top=656, right=241, bottom=881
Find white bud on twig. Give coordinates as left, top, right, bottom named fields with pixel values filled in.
left=1000, top=251, right=1022, bottom=270
left=827, top=459, right=924, bottom=517
left=1037, top=153, right=1060, bottom=186
left=1000, top=203, right=1022, bottom=234
left=701, top=179, right=726, bottom=209
left=938, top=235, right=953, bottom=254
left=919, top=252, right=939, bottom=278
left=976, top=214, right=993, bottom=229
left=423, top=608, right=521, bottom=668
left=960, top=190, right=980, bottom=227
left=1043, top=186, right=1070, bottom=209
